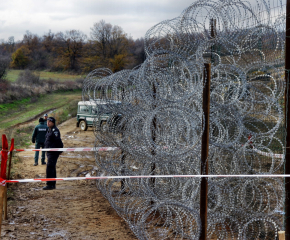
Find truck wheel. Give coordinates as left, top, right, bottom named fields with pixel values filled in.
left=80, top=120, right=88, bottom=131
left=100, top=121, right=108, bottom=133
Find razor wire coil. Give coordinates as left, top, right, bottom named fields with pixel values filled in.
left=82, top=0, right=286, bottom=239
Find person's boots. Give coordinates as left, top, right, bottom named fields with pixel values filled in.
left=41, top=156, right=46, bottom=165
left=43, top=185, right=55, bottom=190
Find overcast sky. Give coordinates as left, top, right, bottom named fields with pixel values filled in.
left=0, top=0, right=195, bottom=42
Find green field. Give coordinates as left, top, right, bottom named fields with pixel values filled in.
left=6, top=69, right=86, bottom=82
left=0, top=90, right=82, bottom=130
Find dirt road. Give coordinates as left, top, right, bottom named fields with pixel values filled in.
left=1, top=118, right=137, bottom=240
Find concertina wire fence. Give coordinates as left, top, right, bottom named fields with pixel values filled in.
left=81, top=0, right=287, bottom=239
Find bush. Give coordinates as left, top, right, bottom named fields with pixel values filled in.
left=16, top=69, right=42, bottom=86
left=0, top=70, right=83, bottom=104
left=45, top=78, right=56, bottom=92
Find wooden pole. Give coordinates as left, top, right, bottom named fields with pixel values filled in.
left=285, top=0, right=290, bottom=239
left=3, top=185, right=7, bottom=220
left=7, top=149, right=13, bottom=183
left=149, top=83, right=157, bottom=206
left=4, top=149, right=13, bottom=221
left=0, top=185, right=5, bottom=236
left=200, top=63, right=211, bottom=240
left=121, top=87, right=126, bottom=192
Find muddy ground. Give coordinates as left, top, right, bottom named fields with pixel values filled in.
left=1, top=118, right=137, bottom=240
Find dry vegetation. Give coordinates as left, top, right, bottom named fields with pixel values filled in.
left=0, top=70, right=83, bottom=104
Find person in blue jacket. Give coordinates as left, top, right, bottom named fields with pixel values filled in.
left=32, top=118, right=48, bottom=166
left=43, top=117, right=63, bottom=190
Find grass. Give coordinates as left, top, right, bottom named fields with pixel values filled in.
left=0, top=90, right=82, bottom=181
left=0, top=98, right=32, bottom=111
left=0, top=90, right=81, bottom=150
left=6, top=69, right=86, bottom=82
left=0, top=90, right=82, bottom=130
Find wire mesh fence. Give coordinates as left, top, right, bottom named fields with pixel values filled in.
left=82, top=0, right=287, bottom=239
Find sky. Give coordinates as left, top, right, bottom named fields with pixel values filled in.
left=0, top=0, right=195, bottom=42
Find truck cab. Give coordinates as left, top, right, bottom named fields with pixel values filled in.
left=76, top=100, right=121, bottom=131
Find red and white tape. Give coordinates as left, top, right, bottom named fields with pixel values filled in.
left=4, top=174, right=290, bottom=184
left=12, top=147, right=119, bottom=152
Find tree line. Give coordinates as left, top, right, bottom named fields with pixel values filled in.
left=0, top=20, right=145, bottom=75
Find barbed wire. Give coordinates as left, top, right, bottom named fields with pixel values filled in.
left=82, top=0, right=286, bottom=239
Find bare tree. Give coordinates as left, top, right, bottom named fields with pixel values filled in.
left=22, top=31, right=41, bottom=53
left=7, top=36, right=15, bottom=54
left=55, top=30, right=87, bottom=71
left=90, top=20, right=130, bottom=71
left=21, top=31, right=48, bottom=69
left=109, top=25, right=128, bottom=57
left=43, top=30, right=55, bottom=53
left=90, top=20, right=113, bottom=59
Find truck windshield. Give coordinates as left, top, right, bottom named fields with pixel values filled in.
left=79, top=105, right=90, bottom=113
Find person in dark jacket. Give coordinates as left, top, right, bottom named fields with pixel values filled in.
left=43, top=117, right=63, bottom=190
left=43, top=114, right=48, bottom=126
left=32, top=118, right=48, bottom=166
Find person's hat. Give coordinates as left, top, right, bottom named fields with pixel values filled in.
left=39, top=117, right=44, bottom=123
left=47, top=117, right=55, bottom=124
left=44, top=114, right=48, bottom=117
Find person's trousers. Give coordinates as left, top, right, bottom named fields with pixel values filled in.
left=34, top=142, right=46, bottom=164
left=46, top=153, right=59, bottom=186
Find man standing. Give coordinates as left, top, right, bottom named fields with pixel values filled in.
left=43, top=114, right=48, bottom=125
left=32, top=118, right=48, bottom=166
left=44, top=117, right=63, bottom=190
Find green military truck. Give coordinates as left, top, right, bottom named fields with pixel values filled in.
left=76, top=100, right=121, bottom=131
